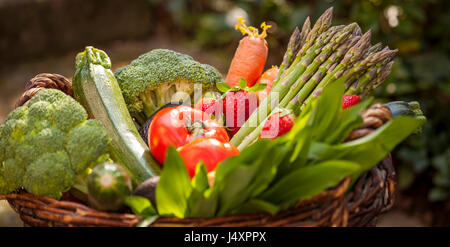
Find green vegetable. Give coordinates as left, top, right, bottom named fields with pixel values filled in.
left=114, top=49, right=223, bottom=125
left=87, top=162, right=132, bottom=211
left=155, top=148, right=192, bottom=218
left=386, top=101, right=424, bottom=118
left=153, top=80, right=425, bottom=217
left=73, top=46, right=160, bottom=185
left=385, top=101, right=426, bottom=134
left=124, top=196, right=159, bottom=227
left=0, top=89, right=111, bottom=199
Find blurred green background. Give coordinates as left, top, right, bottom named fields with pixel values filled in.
left=0, top=0, right=448, bottom=226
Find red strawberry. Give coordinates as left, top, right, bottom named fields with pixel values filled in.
left=342, top=95, right=360, bottom=109
left=195, top=97, right=222, bottom=118
left=260, top=112, right=295, bottom=139
left=222, top=90, right=259, bottom=138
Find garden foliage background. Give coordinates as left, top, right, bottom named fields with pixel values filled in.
left=0, top=0, right=448, bottom=226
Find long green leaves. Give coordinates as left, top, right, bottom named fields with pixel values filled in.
left=308, top=116, right=424, bottom=171
left=259, top=160, right=360, bottom=209
left=155, top=148, right=191, bottom=217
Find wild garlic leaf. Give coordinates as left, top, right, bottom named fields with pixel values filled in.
left=156, top=147, right=191, bottom=217
left=124, top=195, right=157, bottom=216
left=187, top=163, right=218, bottom=218
left=259, top=160, right=360, bottom=208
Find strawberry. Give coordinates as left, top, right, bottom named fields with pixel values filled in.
left=222, top=90, right=259, bottom=138
left=342, top=95, right=360, bottom=109
left=195, top=97, right=221, bottom=118
left=260, top=112, right=295, bottom=139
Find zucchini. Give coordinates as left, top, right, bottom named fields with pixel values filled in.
left=73, top=46, right=160, bottom=185
left=87, top=162, right=132, bottom=211
left=385, top=101, right=426, bottom=134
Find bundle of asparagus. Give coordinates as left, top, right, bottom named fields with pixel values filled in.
left=230, top=7, right=398, bottom=150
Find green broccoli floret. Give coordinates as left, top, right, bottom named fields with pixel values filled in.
left=0, top=89, right=111, bottom=199
left=23, top=151, right=76, bottom=199
left=66, top=120, right=111, bottom=174
left=114, top=49, right=222, bottom=125
left=3, top=159, right=26, bottom=192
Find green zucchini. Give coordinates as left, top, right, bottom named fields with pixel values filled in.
left=385, top=101, right=426, bottom=134
left=87, top=162, right=132, bottom=211
left=73, top=46, right=160, bottom=185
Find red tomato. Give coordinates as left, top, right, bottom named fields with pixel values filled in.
left=149, top=105, right=229, bottom=164
left=178, top=138, right=240, bottom=178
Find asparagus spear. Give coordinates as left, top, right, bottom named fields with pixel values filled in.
left=345, top=53, right=394, bottom=94
left=345, top=45, right=392, bottom=90
left=287, top=35, right=361, bottom=110
left=353, top=23, right=362, bottom=36
left=276, top=27, right=301, bottom=83
left=279, top=24, right=356, bottom=108
left=360, top=60, right=395, bottom=97
left=306, top=30, right=373, bottom=92
left=298, top=7, right=334, bottom=58
left=299, top=17, right=311, bottom=48
left=275, top=17, right=312, bottom=84
left=366, top=42, right=383, bottom=57
left=284, top=7, right=334, bottom=76
left=300, top=42, right=397, bottom=110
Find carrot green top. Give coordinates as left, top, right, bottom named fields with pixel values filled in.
left=235, top=17, right=271, bottom=39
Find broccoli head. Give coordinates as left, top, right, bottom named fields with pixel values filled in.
left=114, top=49, right=222, bottom=125
left=0, top=89, right=111, bottom=199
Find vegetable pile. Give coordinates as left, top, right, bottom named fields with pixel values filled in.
left=0, top=7, right=428, bottom=225
left=0, top=89, right=111, bottom=199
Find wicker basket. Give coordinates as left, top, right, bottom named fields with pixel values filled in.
left=0, top=74, right=396, bottom=227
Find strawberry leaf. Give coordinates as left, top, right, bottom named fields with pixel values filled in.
left=238, top=78, right=247, bottom=89
left=248, top=83, right=267, bottom=92
left=216, top=82, right=231, bottom=93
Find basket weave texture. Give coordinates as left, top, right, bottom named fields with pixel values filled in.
left=0, top=74, right=396, bottom=227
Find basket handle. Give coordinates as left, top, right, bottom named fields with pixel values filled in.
left=347, top=103, right=392, bottom=141
left=15, top=73, right=73, bottom=108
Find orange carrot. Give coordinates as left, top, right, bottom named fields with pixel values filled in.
left=225, top=17, right=271, bottom=87
left=256, top=66, right=279, bottom=101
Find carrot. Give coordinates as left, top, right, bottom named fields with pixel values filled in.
left=255, top=66, right=279, bottom=101
left=225, top=17, right=271, bottom=87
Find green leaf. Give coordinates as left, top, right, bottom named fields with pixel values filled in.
left=187, top=189, right=218, bottom=218
left=259, top=160, right=360, bottom=208
left=137, top=215, right=159, bottom=227
left=323, top=98, right=372, bottom=144
left=124, top=196, right=157, bottom=216
left=186, top=163, right=218, bottom=218
left=308, top=116, right=425, bottom=172
left=156, top=147, right=192, bottom=217
left=238, top=78, right=247, bottom=89
left=248, top=83, right=267, bottom=92
left=211, top=140, right=288, bottom=216
left=310, top=79, right=346, bottom=142
left=232, top=199, right=280, bottom=215
left=191, top=162, right=209, bottom=191
left=216, top=81, right=231, bottom=93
